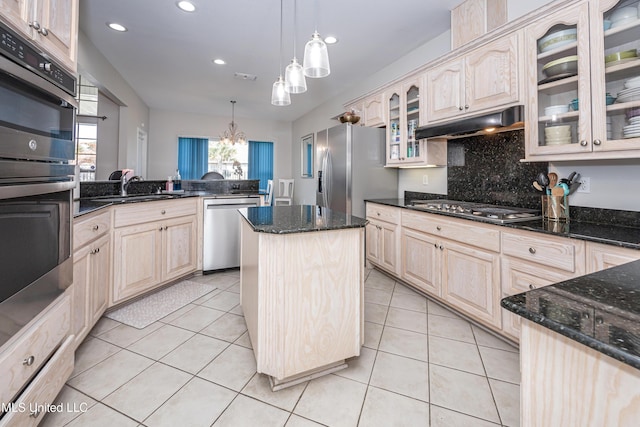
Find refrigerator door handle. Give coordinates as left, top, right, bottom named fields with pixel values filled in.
left=324, top=150, right=332, bottom=209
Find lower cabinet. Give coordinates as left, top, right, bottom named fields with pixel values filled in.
left=586, top=241, right=640, bottom=273
left=112, top=212, right=196, bottom=305
left=440, top=239, right=501, bottom=328
left=365, top=203, right=400, bottom=275
left=400, top=228, right=440, bottom=296
left=71, top=234, right=110, bottom=348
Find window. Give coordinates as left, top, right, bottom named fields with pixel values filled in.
left=75, top=76, right=99, bottom=181
left=208, top=139, right=248, bottom=179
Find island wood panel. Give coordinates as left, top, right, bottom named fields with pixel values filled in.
left=246, top=227, right=363, bottom=380
left=520, top=320, right=640, bottom=427
left=240, top=219, right=260, bottom=354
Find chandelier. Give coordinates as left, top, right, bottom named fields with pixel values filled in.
left=220, top=100, right=246, bottom=145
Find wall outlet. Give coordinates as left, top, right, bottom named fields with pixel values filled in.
left=422, top=175, right=429, bottom=185
left=577, top=177, right=591, bottom=193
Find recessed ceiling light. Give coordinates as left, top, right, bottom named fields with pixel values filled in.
left=324, top=36, right=338, bottom=44
left=107, top=22, right=127, bottom=32
left=213, top=59, right=226, bottom=65
left=177, top=1, right=196, bottom=12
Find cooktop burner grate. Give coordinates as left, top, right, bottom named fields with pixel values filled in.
left=407, top=200, right=541, bottom=224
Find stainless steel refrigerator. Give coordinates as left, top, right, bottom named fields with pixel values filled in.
left=316, top=123, right=398, bottom=218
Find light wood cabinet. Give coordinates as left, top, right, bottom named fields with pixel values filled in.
left=451, top=0, right=508, bottom=49
left=385, top=77, right=448, bottom=167
left=525, top=0, right=640, bottom=161
left=112, top=199, right=197, bottom=305
left=586, top=241, right=640, bottom=273
left=71, top=210, right=111, bottom=349
left=0, top=0, right=78, bottom=72
left=426, top=33, right=520, bottom=123
left=365, top=203, right=400, bottom=275
left=401, top=227, right=440, bottom=296
left=362, top=93, right=386, bottom=127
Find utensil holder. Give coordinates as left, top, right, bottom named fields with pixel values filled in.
left=542, top=195, right=569, bottom=222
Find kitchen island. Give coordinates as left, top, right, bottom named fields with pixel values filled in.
left=501, top=260, right=640, bottom=427
left=239, top=205, right=367, bottom=390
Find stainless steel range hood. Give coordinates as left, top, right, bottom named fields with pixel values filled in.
left=414, top=106, right=524, bottom=140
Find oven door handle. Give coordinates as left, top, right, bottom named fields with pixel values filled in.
left=0, top=180, right=75, bottom=200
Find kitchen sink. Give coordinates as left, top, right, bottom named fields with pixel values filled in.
left=90, top=194, right=177, bottom=203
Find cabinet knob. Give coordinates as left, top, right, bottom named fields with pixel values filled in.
left=528, top=247, right=536, bottom=254
left=596, top=317, right=603, bottom=325
left=29, top=409, right=41, bottom=418
left=434, top=243, right=438, bottom=248
left=159, top=227, right=164, bottom=231
left=593, top=139, right=601, bottom=146
left=376, top=212, right=380, bottom=216
left=439, top=245, right=444, bottom=250
left=29, top=20, right=41, bottom=30
left=39, top=27, right=49, bottom=36
left=529, top=284, right=536, bottom=290
left=464, top=105, right=469, bottom=110
left=161, top=210, right=166, bottom=215
left=582, top=312, right=590, bottom=320
left=93, top=225, right=99, bottom=231
left=579, top=140, right=588, bottom=146
left=458, top=106, right=463, bottom=111
left=23, top=355, right=35, bottom=366
left=164, top=226, right=168, bottom=230
left=436, top=226, right=441, bottom=231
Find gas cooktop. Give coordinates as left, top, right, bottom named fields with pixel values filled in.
left=407, top=199, right=541, bottom=224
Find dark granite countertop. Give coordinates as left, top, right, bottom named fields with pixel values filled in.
left=366, top=198, right=640, bottom=250
left=239, top=205, right=367, bottom=234
left=501, top=260, right=640, bottom=370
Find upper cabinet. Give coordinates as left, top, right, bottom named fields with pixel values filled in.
left=362, top=93, right=386, bottom=127
left=0, top=0, right=78, bottom=72
left=525, top=0, right=640, bottom=161
left=426, top=32, right=520, bottom=123
left=385, top=77, right=447, bottom=167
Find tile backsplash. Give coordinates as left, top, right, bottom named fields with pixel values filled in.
left=446, top=130, right=547, bottom=209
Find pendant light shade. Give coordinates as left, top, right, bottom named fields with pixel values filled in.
left=285, top=57, right=307, bottom=93
left=303, top=31, right=330, bottom=78
left=271, top=75, right=291, bottom=106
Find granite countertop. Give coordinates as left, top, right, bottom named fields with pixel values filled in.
left=366, top=198, right=640, bottom=250
left=239, top=205, right=367, bottom=234
left=501, top=260, right=640, bottom=370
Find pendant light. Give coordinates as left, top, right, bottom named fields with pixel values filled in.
left=271, top=0, right=291, bottom=106
left=302, top=0, right=330, bottom=78
left=284, top=0, right=307, bottom=93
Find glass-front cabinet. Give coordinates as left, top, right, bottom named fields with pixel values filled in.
left=385, top=78, right=439, bottom=166
left=526, top=0, right=640, bottom=160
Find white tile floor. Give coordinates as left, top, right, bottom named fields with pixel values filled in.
left=41, top=268, right=520, bottom=427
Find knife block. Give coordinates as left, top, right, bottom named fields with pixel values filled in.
left=542, top=195, right=569, bottom=222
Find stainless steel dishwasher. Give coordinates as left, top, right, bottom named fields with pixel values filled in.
left=203, top=195, right=260, bottom=272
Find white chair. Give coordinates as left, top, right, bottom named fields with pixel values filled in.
left=264, top=179, right=274, bottom=206
left=273, top=179, right=294, bottom=205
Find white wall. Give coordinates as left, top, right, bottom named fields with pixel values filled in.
left=148, top=109, right=292, bottom=182
left=77, top=31, right=150, bottom=176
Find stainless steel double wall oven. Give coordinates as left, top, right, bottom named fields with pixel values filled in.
left=0, top=21, right=77, bottom=347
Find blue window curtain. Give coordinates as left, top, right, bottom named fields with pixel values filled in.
left=248, top=141, right=274, bottom=192
left=178, top=137, right=208, bottom=180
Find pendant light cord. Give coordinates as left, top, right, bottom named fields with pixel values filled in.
left=293, top=0, right=297, bottom=56
left=279, top=0, right=283, bottom=75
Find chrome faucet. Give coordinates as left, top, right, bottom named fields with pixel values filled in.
left=120, top=172, right=129, bottom=196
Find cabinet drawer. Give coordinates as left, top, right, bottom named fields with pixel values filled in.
left=0, top=335, right=75, bottom=427
left=114, top=198, right=197, bottom=228
left=366, top=203, right=400, bottom=224
left=0, top=295, right=71, bottom=405
left=73, top=209, right=111, bottom=249
left=402, top=210, right=500, bottom=252
left=502, top=230, right=584, bottom=273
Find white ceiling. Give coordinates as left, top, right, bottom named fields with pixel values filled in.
left=79, top=0, right=464, bottom=122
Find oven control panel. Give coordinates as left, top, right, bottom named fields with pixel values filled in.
left=0, top=21, right=76, bottom=96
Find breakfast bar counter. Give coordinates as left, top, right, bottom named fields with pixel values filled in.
left=239, top=205, right=367, bottom=390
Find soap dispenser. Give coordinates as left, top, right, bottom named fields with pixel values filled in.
left=166, top=175, right=173, bottom=192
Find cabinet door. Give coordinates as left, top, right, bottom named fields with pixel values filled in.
left=162, top=215, right=197, bottom=282
left=90, top=234, right=110, bottom=324
left=401, top=228, right=440, bottom=296
left=363, top=93, right=385, bottom=127
left=34, top=0, right=78, bottom=71
left=0, top=0, right=32, bottom=36
left=586, top=242, right=640, bottom=274
left=379, top=220, right=400, bottom=275
left=525, top=3, right=592, bottom=158
left=441, top=239, right=501, bottom=328
left=501, top=256, right=574, bottom=342
left=71, top=244, right=91, bottom=348
left=365, top=221, right=381, bottom=264
left=386, top=87, right=402, bottom=164
left=112, top=222, right=162, bottom=304
left=465, top=33, right=519, bottom=113
left=426, top=58, right=464, bottom=122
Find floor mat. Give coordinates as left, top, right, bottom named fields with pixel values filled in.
left=105, top=280, right=217, bottom=329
